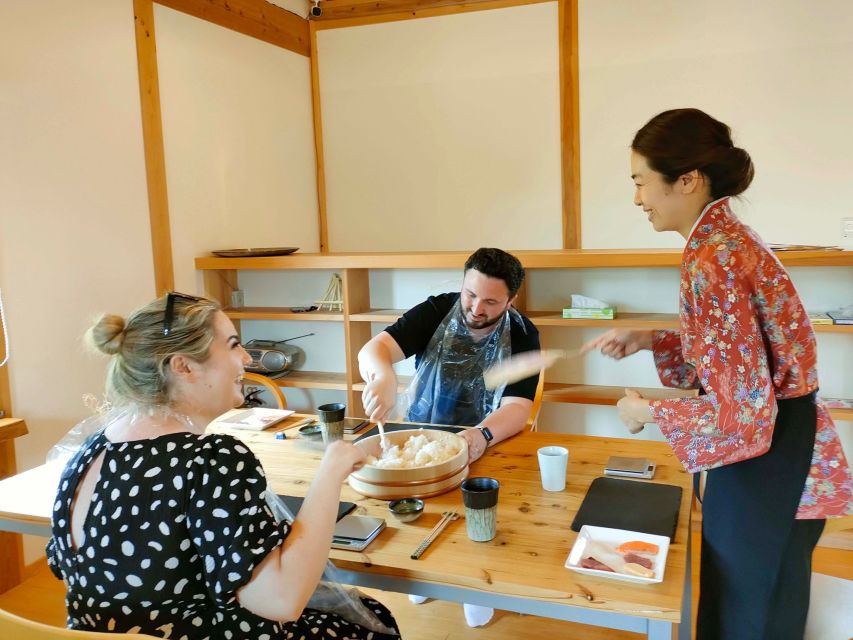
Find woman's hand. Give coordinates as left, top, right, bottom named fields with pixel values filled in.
left=461, top=428, right=488, bottom=464
left=320, top=440, right=367, bottom=480
left=616, top=388, right=652, bottom=434
left=581, top=329, right=654, bottom=360
left=361, top=375, right=398, bottom=425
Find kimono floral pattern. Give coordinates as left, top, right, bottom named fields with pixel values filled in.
left=650, top=198, right=853, bottom=519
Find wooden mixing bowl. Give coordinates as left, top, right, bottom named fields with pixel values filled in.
left=349, top=429, right=469, bottom=500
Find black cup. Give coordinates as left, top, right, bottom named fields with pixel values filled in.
left=317, top=403, right=346, bottom=445
left=461, top=477, right=500, bottom=508
left=317, top=403, right=346, bottom=422
left=461, top=477, right=499, bottom=542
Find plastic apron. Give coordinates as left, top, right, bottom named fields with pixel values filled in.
left=404, top=298, right=520, bottom=426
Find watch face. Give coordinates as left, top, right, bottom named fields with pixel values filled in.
left=479, top=426, right=494, bottom=442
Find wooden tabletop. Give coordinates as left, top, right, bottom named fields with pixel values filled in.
left=214, top=415, right=692, bottom=624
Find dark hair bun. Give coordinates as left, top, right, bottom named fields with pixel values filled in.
left=89, top=314, right=127, bottom=355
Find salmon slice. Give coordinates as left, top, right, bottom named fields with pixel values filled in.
left=616, top=540, right=659, bottom=555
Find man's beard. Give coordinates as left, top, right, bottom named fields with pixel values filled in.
left=463, top=309, right=503, bottom=330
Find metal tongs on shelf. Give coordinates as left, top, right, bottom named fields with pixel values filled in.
left=410, top=511, right=460, bottom=560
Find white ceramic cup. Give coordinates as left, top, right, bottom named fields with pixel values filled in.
left=537, top=446, right=569, bottom=491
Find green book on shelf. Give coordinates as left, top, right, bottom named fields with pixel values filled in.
left=562, top=307, right=615, bottom=320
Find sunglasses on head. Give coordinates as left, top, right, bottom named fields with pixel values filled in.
left=162, top=292, right=204, bottom=337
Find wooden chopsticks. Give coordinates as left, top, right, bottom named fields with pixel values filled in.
left=410, top=511, right=460, bottom=560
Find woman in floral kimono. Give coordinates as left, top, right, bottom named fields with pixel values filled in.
left=584, top=108, right=852, bottom=640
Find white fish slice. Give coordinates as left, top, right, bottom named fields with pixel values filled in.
left=483, top=348, right=584, bottom=390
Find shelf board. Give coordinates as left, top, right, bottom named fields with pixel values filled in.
left=225, top=307, right=344, bottom=321
left=527, top=311, right=678, bottom=329
left=543, top=383, right=698, bottom=405
left=813, top=324, right=853, bottom=334
left=195, top=248, right=853, bottom=271
left=528, top=311, right=851, bottom=333
left=829, top=407, right=853, bottom=421
left=268, top=371, right=349, bottom=390
left=349, top=309, right=407, bottom=323
left=352, top=376, right=412, bottom=393
left=226, top=306, right=851, bottom=332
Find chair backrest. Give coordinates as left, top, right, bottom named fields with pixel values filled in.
left=0, top=608, right=157, bottom=639
left=525, top=369, right=545, bottom=432
left=243, top=372, right=288, bottom=409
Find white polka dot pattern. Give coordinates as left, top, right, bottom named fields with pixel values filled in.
left=47, top=430, right=398, bottom=639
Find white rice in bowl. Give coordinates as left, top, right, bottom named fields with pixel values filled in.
left=367, top=432, right=464, bottom=469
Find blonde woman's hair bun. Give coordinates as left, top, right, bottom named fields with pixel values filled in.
left=89, top=314, right=127, bottom=355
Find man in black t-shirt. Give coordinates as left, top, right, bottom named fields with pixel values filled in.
left=358, top=248, right=540, bottom=464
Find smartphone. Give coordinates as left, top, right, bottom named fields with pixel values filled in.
left=603, top=456, right=656, bottom=480
left=331, top=515, right=386, bottom=551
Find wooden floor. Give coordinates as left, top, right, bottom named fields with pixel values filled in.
left=1, top=531, right=850, bottom=640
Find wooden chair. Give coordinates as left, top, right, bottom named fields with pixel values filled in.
left=242, top=372, right=288, bottom=409
left=0, top=607, right=157, bottom=639
left=525, top=369, right=546, bottom=432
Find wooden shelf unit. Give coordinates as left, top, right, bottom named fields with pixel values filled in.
left=197, top=249, right=853, bottom=418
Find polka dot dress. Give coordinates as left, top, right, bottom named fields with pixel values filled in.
left=47, top=430, right=399, bottom=639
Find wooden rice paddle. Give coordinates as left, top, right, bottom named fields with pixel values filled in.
left=483, top=348, right=584, bottom=390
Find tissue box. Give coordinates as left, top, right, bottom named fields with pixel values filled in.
left=562, top=307, right=615, bottom=320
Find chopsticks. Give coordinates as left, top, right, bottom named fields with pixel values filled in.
left=410, top=511, right=460, bottom=560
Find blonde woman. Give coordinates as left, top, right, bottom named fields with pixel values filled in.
left=47, top=293, right=399, bottom=638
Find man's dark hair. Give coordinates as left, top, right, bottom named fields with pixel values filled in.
left=464, top=248, right=525, bottom=297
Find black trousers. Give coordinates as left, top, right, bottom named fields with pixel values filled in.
left=696, top=393, right=826, bottom=640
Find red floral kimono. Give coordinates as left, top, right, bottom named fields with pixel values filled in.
left=649, top=198, right=853, bottom=519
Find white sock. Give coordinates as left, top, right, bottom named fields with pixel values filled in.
left=463, top=603, right=494, bottom=627
left=408, top=594, right=428, bottom=604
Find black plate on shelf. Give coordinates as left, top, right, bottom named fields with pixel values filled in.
left=212, top=247, right=299, bottom=258
left=354, top=422, right=465, bottom=443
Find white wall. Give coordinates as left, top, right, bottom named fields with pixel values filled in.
left=317, top=3, right=562, bottom=251
left=0, top=0, right=155, bottom=561
left=153, top=5, right=320, bottom=293
left=580, top=0, right=853, bottom=248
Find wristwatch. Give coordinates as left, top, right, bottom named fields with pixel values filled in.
left=476, top=425, right=494, bottom=446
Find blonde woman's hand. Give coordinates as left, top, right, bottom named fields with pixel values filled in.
left=320, top=440, right=367, bottom=480
left=581, top=329, right=654, bottom=360
left=616, top=388, right=651, bottom=434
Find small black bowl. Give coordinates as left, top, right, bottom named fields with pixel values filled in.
left=388, top=498, right=425, bottom=523
left=298, top=423, right=323, bottom=440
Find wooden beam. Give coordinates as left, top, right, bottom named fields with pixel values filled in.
left=134, top=0, right=175, bottom=296
left=155, top=0, right=310, bottom=56
left=309, top=22, right=330, bottom=253
left=314, top=0, right=551, bottom=29
left=559, top=0, right=580, bottom=248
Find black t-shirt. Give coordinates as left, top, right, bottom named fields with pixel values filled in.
left=384, top=292, right=540, bottom=401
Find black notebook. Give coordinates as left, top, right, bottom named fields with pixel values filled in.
left=570, top=477, right=683, bottom=542
left=277, top=495, right=356, bottom=522
left=354, top=422, right=464, bottom=443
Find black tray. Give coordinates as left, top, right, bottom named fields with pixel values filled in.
left=570, top=477, right=683, bottom=542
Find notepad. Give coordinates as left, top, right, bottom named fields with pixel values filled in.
left=570, top=477, right=683, bottom=542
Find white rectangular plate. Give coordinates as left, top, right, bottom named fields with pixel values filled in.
left=564, top=525, right=670, bottom=584
left=218, top=408, right=295, bottom=431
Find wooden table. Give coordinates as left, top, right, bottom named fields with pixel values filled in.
left=0, top=416, right=692, bottom=639
left=220, top=416, right=693, bottom=640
